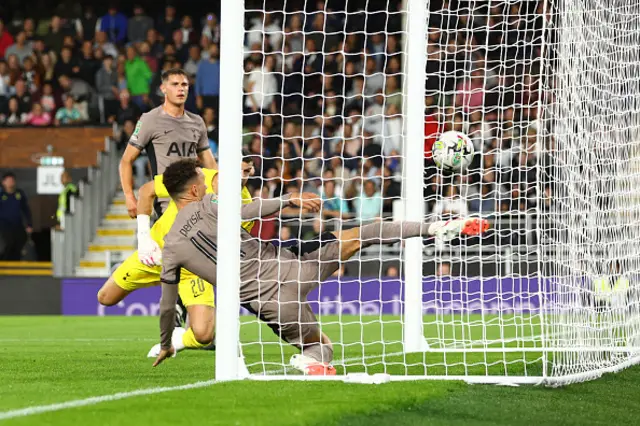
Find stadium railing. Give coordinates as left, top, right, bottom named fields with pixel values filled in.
left=51, top=137, right=119, bottom=277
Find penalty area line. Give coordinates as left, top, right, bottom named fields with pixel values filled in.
left=0, top=380, right=218, bottom=421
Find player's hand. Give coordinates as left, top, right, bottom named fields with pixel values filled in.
left=138, top=234, right=162, bottom=266
left=152, top=346, right=175, bottom=367
left=125, top=193, right=138, bottom=218
left=289, top=192, right=322, bottom=213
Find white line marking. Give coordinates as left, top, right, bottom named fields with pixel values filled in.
left=0, top=380, right=217, bottom=421
left=0, top=338, right=157, bottom=343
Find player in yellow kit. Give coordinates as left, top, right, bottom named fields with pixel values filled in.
left=97, top=158, right=255, bottom=355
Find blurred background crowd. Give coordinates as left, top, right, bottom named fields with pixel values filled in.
left=0, top=0, right=552, bottom=260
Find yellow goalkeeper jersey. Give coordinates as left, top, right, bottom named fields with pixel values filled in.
left=150, top=168, right=254, bottom=248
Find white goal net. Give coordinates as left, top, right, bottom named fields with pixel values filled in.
left=214, top=0, right=640, bottom=385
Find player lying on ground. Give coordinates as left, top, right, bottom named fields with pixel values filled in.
left=153, top=159, right=490, bottom=374
left=96, top=159, right=255, bottom=355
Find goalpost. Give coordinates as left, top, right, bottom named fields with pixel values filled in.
left=216, top=0, right=640, bottom=385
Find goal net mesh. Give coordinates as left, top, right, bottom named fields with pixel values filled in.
left=230, top=0, right=640, bottom=384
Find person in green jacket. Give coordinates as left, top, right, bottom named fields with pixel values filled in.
left=56, top=170, right=78, bottom=229
left=124, top=45, right=153, bottom=109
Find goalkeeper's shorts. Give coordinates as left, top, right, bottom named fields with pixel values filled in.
left=112, top=252, right=215, bottom=308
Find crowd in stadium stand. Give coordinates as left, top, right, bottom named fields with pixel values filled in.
left=0, top=1, right=551, bottom=245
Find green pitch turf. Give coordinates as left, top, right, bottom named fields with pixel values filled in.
left=1, top=316, right=640, bottom=426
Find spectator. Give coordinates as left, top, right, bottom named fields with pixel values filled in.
left=5, top=31, right=33, bottom=63
left=100, top=5, right=128, bottom=45
left=171, top=29, right=189, bottom=64
left=21, top=57, right=41, bottom=94
left=39, top=53, right=55, bottom=82
left=156, top=4, right=180, bottom=42
left=54, top=95, right=82, bottom=126
left=77, top=41, right=100, bottom=86
left=179, top=16, right=198, bottom=46
left=196, top=43, right=220, bottom=111
left=201, top=13, right=219, bottom=43
left=381, top=167, right=401, bottom=215
left=321, top=180, right=350, bottom=219
left=58, top=74, right=96, bottom=120
left=384, top=75, right=402, bottom=111
left=0, top=172, right=32, bottom=260
left=35, top=81, right=58, bottom=113
left=128, top=5, right=154, bottom=44
left=0, top=60, right=9, bottom=99
left=116, top=60, right=127, bottom=92
left=24, top=102, right=51, bottom=126
left=386, top=265, right=400, bottom=278
left=124, top=46, right=152, bottom=107
left=0, top=97, right=27, bottom=125
left=12, top=79, right=32, bottom=114
left=354, top=180, right=383, bottom=222
left=244, top=54, right=277, bottom=117
left=455, top=68, right=486, bottom=113
left=94, top=31, right=118, bottom=59
left=95, top=55, right=118, bottom=120
left=6, top=54, right=21, bottom=86
left=54, top=47, right=80, bottom=81
left=184, top=45, right=200, bottom=79
left=22, top=18, right=36, bottom=41
left=469, top=179, right=497, bottom=214
left=363, top=56, right=384, bottom=95
left=77, top=6, right=98, bottom=42
left=111, top=88, right=140, bottom=125
left=55, top=170, right=79, bottom=230
left=0, top=20, right=14, bottom=58
left=202, top=107, right=218, bottom=153
left=43, top=16, right=64, bottom=55
left=382, top=103, right=403, bottom=158
left=117, top=119, right=135, bottom=150
left=146, top=29, right=164, bottom=60
left=138, top=42, right=158, bottom=73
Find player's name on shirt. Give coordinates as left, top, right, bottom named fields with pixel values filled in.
left=179, top=210, right=204, bottom=238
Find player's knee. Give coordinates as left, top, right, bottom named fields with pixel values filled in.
left=97, top=288, right=117, bottom=306
left=191, top=323, right=214, bottom=345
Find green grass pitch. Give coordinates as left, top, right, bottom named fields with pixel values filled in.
left=1, top=316, right=640, bottom=425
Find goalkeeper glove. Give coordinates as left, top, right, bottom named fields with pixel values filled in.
left=137, top=214, right=162, bottom=266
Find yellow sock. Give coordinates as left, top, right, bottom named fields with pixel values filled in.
left=182, top=328, right=207, bottom=349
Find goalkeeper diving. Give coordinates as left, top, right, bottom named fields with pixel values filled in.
left=96, top=157, right=255, bottom=356
left=152, top=159, right=490, bottom=374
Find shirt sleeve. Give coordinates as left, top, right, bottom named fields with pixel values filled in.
left=240, top=194, right=291, bottom=220
left=154, top=174, right=170, bottom=199
left=128, top=113, right=153, bottom=150
left=160, top=245, right=181, bottom=285
left=159, top=282, right=178, bottom=349
left=196, top=117, right=210, bottom=153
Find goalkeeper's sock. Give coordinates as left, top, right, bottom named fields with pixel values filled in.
left=181, top=327, right=208, bottom=350
left=359, top=222, right=429, bottom=248
left=302, top=343, right=334, bottom=364
left=359, top=219, right=488, bottom=248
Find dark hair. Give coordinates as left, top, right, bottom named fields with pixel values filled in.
left=242, top=150, right=254, bottom=165
left=2, top=172, right=16, bottom=180
left=163, top=159, right=199, bottom=199
left=161, top=68, right=188, bottom=82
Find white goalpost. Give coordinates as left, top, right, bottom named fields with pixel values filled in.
left=216, top=0, right=640, bottom=385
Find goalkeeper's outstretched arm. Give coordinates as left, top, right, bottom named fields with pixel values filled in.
left=239, top=192, right=321, bottom=220
left=137, top=180, right=157, bottom=217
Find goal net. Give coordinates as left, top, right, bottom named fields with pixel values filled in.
left=214, top=0, right=640, bottom=385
